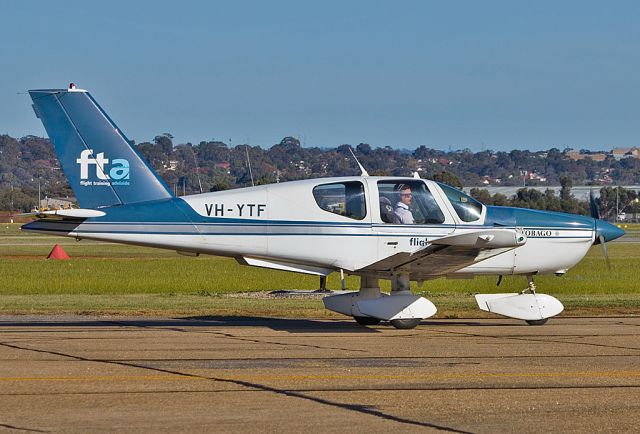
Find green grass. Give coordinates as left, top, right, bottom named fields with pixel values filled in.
left=0, top=294, right=331, bottom=318
left=1, top=223, right=639, bottom=317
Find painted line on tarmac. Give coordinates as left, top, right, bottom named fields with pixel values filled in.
left=190, top=370, right=640, bottom=382
left=0, top=374, right=200, bottom=382
left=2, top=369, right=640, bottom=383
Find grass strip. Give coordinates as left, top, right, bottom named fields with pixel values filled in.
left=1, top=293, right=639, bottom=318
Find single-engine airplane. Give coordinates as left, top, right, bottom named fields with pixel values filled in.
left=23, top=84, right=625, bottom=329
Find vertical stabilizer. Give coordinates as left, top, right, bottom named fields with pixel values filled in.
left=29, top=85, right=172, bottom=208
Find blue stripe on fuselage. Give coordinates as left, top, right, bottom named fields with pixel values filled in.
left=22, top=199, right=597, bottom=238
left=485, top=206, right=594, bottom=231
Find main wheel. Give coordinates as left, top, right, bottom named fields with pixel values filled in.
left=526, top=319, right=548, bottom=326
left=354, top=316, right=381, bottom=326
left=390, top=318, right=421, bottom=329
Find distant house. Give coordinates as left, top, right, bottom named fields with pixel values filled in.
left=611, top=147, right=640, bottom=160
left=528, top=172, right=547, bottom=183
left=611, top=148, right=629, bottom=160
left=38, top=197, right=75, bottom=211
left=163, top=160, right=179, bottom=171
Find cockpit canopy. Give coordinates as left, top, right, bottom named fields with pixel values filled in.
left=310, top=177, right=484, bottom=224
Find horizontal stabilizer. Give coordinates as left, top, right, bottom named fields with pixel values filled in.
left=19, top=209, right=106, bottom=219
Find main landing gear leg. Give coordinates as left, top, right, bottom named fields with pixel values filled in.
left=388, top=273, right=421, bottom=329
left=353, top=276, right=382, bottom=326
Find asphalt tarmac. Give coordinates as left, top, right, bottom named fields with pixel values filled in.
left=0, top=315, right=639, bottom=433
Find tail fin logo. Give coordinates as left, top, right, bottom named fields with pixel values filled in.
left=76, top=149, right=130, bottom=186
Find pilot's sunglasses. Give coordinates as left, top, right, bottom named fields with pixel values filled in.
left=401, top=193, right=412, bottom=197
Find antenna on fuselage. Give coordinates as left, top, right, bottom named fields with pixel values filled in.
left=347, top=147, right=369, bottom=177
left=188, top=145, right=203, bottom=194
left=244, top=142, right=255, bottom=187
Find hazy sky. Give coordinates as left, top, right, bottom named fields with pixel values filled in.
left=2, top=1, right=639, bottom=150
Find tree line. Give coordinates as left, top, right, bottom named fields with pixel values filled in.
left=0, top=134, right=638, bottom=217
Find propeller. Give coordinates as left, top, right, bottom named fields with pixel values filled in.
left=590, top=189, right=611, bottom=270
left=598, top=234, right=611, bottom=271
left=589, top=188, right=600, bottom=219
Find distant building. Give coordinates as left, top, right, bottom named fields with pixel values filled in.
left=528, top=172, right=547, bottom=183
left=612, top=148, right=629, bottom=160
left=611, top=147, right=640, bottom=160
left=38, top=197, right=75, bottom=210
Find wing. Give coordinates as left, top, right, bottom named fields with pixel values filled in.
left=358, top=229, right=526, bottom=280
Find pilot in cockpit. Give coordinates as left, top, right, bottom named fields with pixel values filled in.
left=394, top=184, right=415, bottom=224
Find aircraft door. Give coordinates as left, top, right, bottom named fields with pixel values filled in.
left=370, top=179, right=456, bottom=262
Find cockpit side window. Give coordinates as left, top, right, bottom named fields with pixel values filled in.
left=437, top=183, right=483, bottom=222
left=377, top=180, right=445, bottom=224
left=312, top=181, right=366, bottom=220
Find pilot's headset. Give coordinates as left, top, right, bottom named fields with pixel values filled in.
left=395, top=183, right=411, bottom=198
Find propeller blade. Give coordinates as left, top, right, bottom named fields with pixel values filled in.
left=599, top=234, right=611, bottom=271
left=589, top=189, right=600, bottom=220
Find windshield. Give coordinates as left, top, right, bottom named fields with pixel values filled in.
left=437, top=183, right=483, bottom=222
left=378, top=180, right=444, bottom=224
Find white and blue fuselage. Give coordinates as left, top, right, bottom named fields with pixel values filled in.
left=23, top=176, right=618, bottom=278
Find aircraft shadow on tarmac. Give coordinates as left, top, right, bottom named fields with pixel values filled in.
left=0, top=316, right=514, bottom=333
